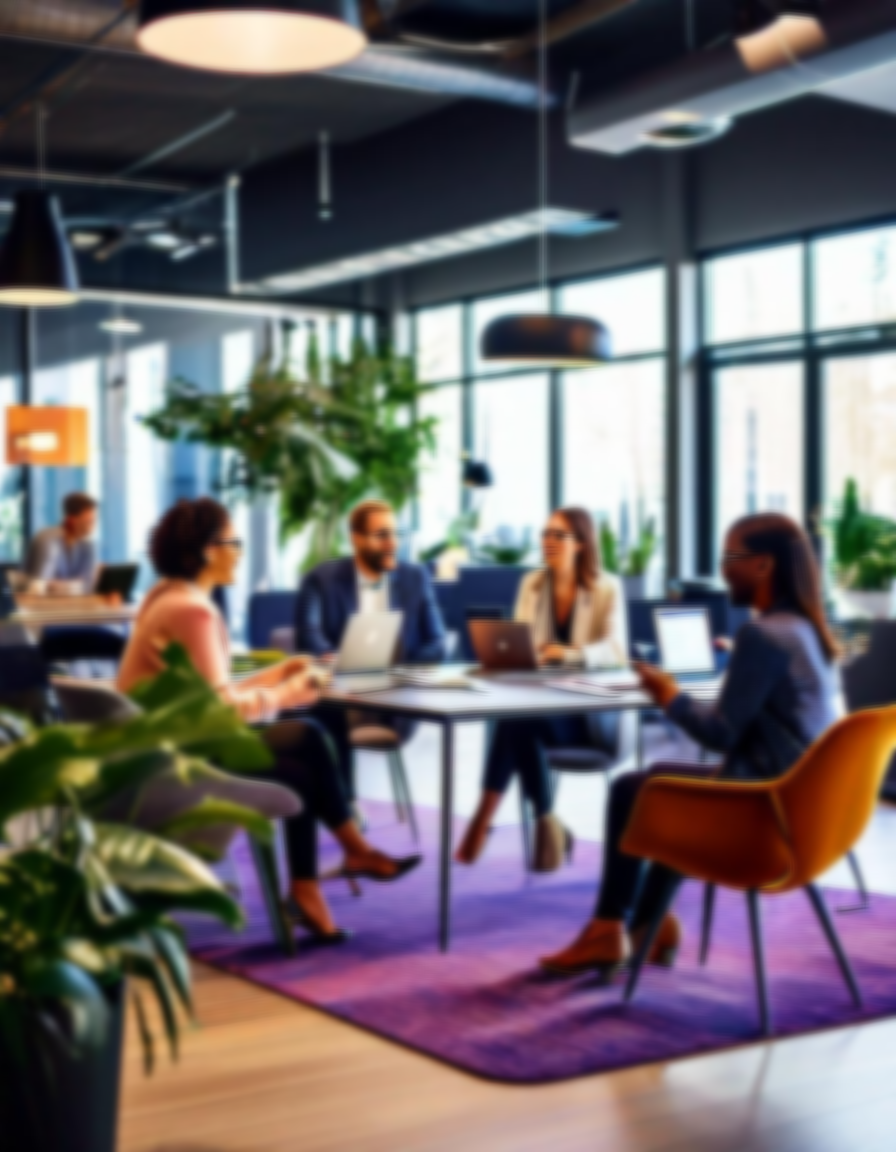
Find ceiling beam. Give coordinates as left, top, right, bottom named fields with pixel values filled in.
left=119, top=109, right=237, bottom=177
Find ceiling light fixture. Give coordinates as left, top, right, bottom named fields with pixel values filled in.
left=100, top=316, right=143, bottom=335
left=735, top=0, right=826, bottom=74
left=643, top=116, right=732, bottom=148
left=480, top=0, right=611, bottom=367
left=137, top=0, right=367, bottom=75
left=0, top=106, right=79, bottom=307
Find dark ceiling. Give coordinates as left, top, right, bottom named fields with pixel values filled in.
left=0, top=0, right=742, bottom=281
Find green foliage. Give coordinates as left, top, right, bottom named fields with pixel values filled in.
left=623, top=518, right=658, bottom=578
left=418, top=511, right=479, bottom=563
left=475, top=541, right=532, bottom=566
left=599, top=521, right=619, bottom=574
left=830, top=478, right=896, bottom=591
left=143, top=323, right=438, bottom=572
left=0, top=645, right=272, bottom=1101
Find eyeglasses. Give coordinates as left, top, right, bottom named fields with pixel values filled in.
left=721, top=549, right=755, bottom=564
left=364, top=529, right=399, bottom=541
left=542, top=529, right=575, bottom=542
left=213, top=537, right=244, bottom=549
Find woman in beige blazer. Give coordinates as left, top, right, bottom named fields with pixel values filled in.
left=455, top=507, right=629, bottom=872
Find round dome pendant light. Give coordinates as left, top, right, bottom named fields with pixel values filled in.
left=0, top=108, right=78, bottom=307
left=481, top=0, right=610, bottom=367
left=137, top=0, right=367, bottom=74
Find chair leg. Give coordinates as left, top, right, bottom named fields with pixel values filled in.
left=701, top=884, right=716, bottom=966
left=519, top=786, right=532, bottom=871
left=384, top=751, right=407, bottom=824
left=746, top=890, right=772, bottom=1037
left=805, top=883, right=863, bottom=1009
left=624, top=870, right=682, bottom=1003
left=391, top=749, right=419, bottom=845
left=248, top=833, right=295, bottom=958
left=836, top=850, right=870, bottom=914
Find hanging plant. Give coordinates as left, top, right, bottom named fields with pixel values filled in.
left=142, top=322, right=438, bottom=571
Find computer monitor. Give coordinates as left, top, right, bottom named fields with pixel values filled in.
left=653, top=606, right=715, bottom=676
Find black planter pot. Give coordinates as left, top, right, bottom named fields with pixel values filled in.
left=0, top=979, right=125, bottom=1152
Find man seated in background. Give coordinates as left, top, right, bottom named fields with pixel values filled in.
left=295, top=499, right=447, bottom=814
left=26, top=493, right=99, bottom=589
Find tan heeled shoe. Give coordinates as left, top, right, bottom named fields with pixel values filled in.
left=632, top=913, right=682, bottom=968
left=533, top=814, right=573, bottom=873
left=539, top=919, right=631, bottom=977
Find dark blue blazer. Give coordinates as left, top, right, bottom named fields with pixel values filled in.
left=295, top=557, right=447, bottom=664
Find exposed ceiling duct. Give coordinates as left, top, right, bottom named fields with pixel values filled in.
left=569, top=0, right=896, bottom=155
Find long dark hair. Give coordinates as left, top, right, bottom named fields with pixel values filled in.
left=556, top=506, right=600, bottom=591
left=735, top=512, right=839, bottom=662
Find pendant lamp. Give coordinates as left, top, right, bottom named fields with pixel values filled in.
left=137, top=0, right=367, bottom=74
left=481, top=0, right=610, bottom=368
left=0, top=190, right=79, bottom=308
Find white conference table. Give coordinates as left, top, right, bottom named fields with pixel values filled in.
left=321, top=668, right=720, bottom=952
left=4, top=598, right=138, bottom=639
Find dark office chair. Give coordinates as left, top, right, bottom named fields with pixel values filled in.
left=842, top=621, right=896, bottom=803
left=0, top=644, right=58, bottom=724
left=39, top=626, right=127, bottom=665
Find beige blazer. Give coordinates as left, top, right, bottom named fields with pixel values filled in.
left=514, top=568, right=629, bottom=670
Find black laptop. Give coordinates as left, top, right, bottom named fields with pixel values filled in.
left=95, top=563, right=140, bottom=602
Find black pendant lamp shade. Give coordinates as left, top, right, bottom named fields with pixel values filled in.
left=0, top=190, right=79, bottom=308
left=462, top=459, right=494, bottom=489
left=481, top=313, right=611, bottom=368
left=137, top=0, right=367, bottom=74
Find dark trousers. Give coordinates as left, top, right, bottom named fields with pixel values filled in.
left=259, top=719, right=351, bottom=882
left=594, top=761, right=711, bottom=927
left=314, top=703, right=416, bottom=801
left=483, top=713, right=620, bottom=818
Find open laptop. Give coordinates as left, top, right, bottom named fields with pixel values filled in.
left=95, top=563, right=140, bottom=602
left=653, top=606, right=717, bottom=681
left=332, top=611, right=404, bottom=691
left=468, top=619, right=538, bottom=673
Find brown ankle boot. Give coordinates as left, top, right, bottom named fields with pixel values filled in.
left=631, top=913, right=682, bottom=968
left=540, top=920, right=630, bottom=977
left=533, top=814, right=570, bottom=873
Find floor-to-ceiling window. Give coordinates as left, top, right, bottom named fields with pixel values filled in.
left=413, top=266, right=667, bottom=575
left=0, top=373, right=22, bottom=562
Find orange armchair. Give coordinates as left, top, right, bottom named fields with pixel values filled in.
left=620, top=706, right=896, bottom=1035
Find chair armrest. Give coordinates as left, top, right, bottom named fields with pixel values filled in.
left=621, top=775, right=794, bottom=891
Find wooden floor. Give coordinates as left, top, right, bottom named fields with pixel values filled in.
left=120, top=960, right=896, bottom=1152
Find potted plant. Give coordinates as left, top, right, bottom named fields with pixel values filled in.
left=143, top=323, right=438, bottom=573
left=830, top=478, right=896, bottom=618
left=0, top=646, right=273, bottom=1152
left=622, top=518, right=658, bottom=601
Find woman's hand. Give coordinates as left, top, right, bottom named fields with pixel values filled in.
left=277, top=655, right=311, bottom=680
left=539, top=643, right=575, bottom=666
left=280, top=671, right=322, bottom=709
left=634, top=662, right=680, bottom=708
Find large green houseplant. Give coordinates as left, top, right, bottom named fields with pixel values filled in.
left=143, top=323, right=438, bottom=571
left=0, top=646, right=273, bottom=1152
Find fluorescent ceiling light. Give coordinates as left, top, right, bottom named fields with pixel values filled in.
left=99, top=316, right=143, bottom=335
left=137, top=0, right=367, bottom=75
left=145, top=229, right=182, bottom=250
left=254, top=209, right=619, bottom=294
left=69, top=230, right=106, bottom=251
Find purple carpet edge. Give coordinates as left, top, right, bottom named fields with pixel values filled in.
left=186, top=803, right=896, bottom=1085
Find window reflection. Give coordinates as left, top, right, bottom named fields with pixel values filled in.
left=705, top=245, right=803, bottom=345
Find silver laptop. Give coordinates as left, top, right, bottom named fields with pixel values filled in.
left=653, top=606, right=716, bottom=680
left=469, top=620, right=538, bottom=673
left=335, top=611, right=404, bottom=677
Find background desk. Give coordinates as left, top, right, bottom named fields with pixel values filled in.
left=321, top=671, right=719, bottom=952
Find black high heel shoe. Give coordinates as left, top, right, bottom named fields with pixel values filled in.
left=285, top=899, right=353, bottom=946
left=342, top=853, right=422, bottom=884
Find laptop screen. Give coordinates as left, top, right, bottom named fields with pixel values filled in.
left=653, top=607, right=715, bottom=676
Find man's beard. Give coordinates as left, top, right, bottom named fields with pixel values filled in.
left=359, top=548, right=395, bottom=574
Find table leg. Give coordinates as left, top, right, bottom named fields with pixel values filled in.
left=439, top=720, right=454, bottom=953
left=636, top=709, right=644, bottom=770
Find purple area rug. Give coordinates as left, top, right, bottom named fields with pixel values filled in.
left=188, top=803, right=896, bottom=1084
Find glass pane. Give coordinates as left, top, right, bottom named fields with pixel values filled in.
left=814, top=226, right=896, bottom=331
left=0, top=375, right=22, bottom=562
left=560, top=268, right=665, bottom=357
left=223, top=330, right=257, bottom=637
left=471, top=289, right=545, bottom=376
left=416, top=384, right=463, bottom=551
left=562, top=359, right=665, bottom=582
left=125, top=344, right=170, bottom=591
left=705, top=245, right=803, bottom=345
left=714, top=363, right=805, bottom=551
left=415, top=305, right=463, bottom=383
left=825, top=353, right=896, bottom=522
left=473, top=374, right=549, bottom=547
left=31, top=359, right=103, bottom=546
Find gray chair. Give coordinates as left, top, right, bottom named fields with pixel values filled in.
left=52, top=677, right=302, bottom=956
left=350, top=724, right=419, bottom=843
left=517, top=711, right=638, bottom=870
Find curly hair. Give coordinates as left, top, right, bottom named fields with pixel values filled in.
left=149, top=498, right=230, bottom=581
